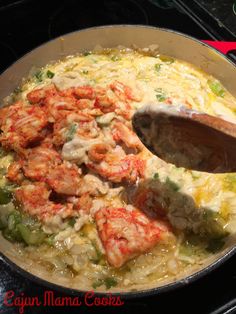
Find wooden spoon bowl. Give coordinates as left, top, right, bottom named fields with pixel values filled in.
left=132, top=104, right=236, bottom=173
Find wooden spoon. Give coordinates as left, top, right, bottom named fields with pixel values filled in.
left=132, top=104, right=236, bottom=173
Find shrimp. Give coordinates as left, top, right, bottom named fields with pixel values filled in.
left=74, top=193, right=93, bottom=214
left=44, top=94, right=78, bottom=121
left=95, top=206, right=170, bottom=267
left=94, top=86, right=134, bottom=119
left=22, top=146, right=61, bottom=181
left=0, top=102, right=48, bottom=150
left=94, top=87, right=117, bottom=113
left=133, top=187, right=167, bottom=219
left=53, top=111, right=99, bottom=146
left=28, top=84, right=97, bottom=121
left=27, top=84, right=58, bottom=104
left=73, top=86, right=96, bottom=100
left=112, top=121, right=144, bottom=151
left=77, top=174, right=109, bottom=196
left=60, top=89, right=97, bottom=112
left=87, top=143, right=111, bottom=162
left=75, top=99, right=95, bottom=110
left=114, top=101, right=133, bottom=120
left=15, top=182, right=74, bottom=221
left=46, top=162, right=82, bottom=195
left=87, top=146, right=145, bottom=183
left=110, top=80, right=142, bottom=102
left=60, top=86, right=96, bottom=100
left=7, top=161, right=24, bottom=184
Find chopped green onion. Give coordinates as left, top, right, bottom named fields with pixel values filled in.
left=13, top=86, right=22, bottom=94
left=159, top=55, right=175, bottom=64
left=46, top=70, right=55, bottom=79
left=179, top=243, right=195, bottom=256
left=82, top=70, right=88, bottom=74
left=83, top=51, right=92, bottom=56
left=91, top=240, right=103, bottom=264
left=35, top=71, right=43, bottom=82
left=92, top=277, right=118, bottom=290
left=206, top=237, right=225, bottom=253
left=155, top=88, right=167, bottom=102
left=2, top=228, right=21, bottom=242
left=67, top=124, right=77, bottom=141
left=0, top=188, right=12, bottom=204
left=8, top=211, right=21, bottom=230
left=44, top=234, right=55, bottom=246
left=0, top=147, right=6, bottom=158
left=223, top=174, right=236, bottom=192
left=154, top=63, right=161, bottom=72
left=203, top=209, right=218, bottom=221
left=0, top=217, right=7, bottom=230
left=68, top=217, right=76, bottom=227
left=156, top=94, right=166, bottom=101
left=208, top=80, right=225, bottom=97
left=92, top=279, right=103, bottom=289
left=111, top=55, right=121, bottom=61
left=165, top=177, right=180, bottom=191
left=0, top=168, right=6, bottom=176
left=104, top=277, right=118, bottom=289
left=1, top=209, right=48, bottom=246
left=153, top=173, right=159, bottom=180
left=17, top=224, right=46, bottom=246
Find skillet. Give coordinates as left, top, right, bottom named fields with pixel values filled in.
left=0, top=25, right=236, bottom=298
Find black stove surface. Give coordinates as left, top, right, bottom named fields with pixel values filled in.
left=0, top=1, right=236, bottom=313
left=194, top=0, right=236, bottom=39
left=174, top=0, right=236, bottom=40
left=0, top=0, right=222, bottom=73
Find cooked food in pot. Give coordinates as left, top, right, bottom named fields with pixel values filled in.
left=1, top=47, right=236, bottom=292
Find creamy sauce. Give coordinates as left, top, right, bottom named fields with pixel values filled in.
left=1, top=48, right=236, bottom=292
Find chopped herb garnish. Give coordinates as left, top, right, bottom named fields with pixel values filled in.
left=104, top=277, right=118, bottom=289
left=155, top=88, right=167, bottom=102
left=91, top=240, right=103, bottom=264
left=179, top=242, right=195, bottom=256
left=1, top=209, right=47, bottom=245
left=83, top=51, right=92, bottom=56
left=13, top=86, right=22, bottom=94
left=44, top=234, right=55, bottom=246
left=17, top=224, right=46, bottom=246
left=92, top=279, right=103, bottom=289
left=223, top=174, right=236, bottom=192
left=68, top=217, right=76, bottom=227
left=156, top=94, right=166, bottom=101
left=206, top=237, right=225, bottom=253
left=35, top=71, right=43, bottom=82
left=208, top=80, right=225, bottom=97
left=46, top=70, right=55, bottom=79
left=165, top=177, right=180, bottom=191
left=0, top=188, right=12, bottom=205
left=92, top=277, right=118, bottom=290
left=0, top=147, right=6, bottom=158
left=154, top=63, right=161, bottom=72
left=153, top=173, right=159, bottom=180
left=0, top=168, right=6, bottom=176
left=82, top=70, right=88, bottom=74
left=190, top=172, right=200, bottom=180
left=159, top=55, right=175, bottom=64
left=67, top=124, right=77, bottom=141
left=203, top=209, right=218, bottom=221
left=111, top=55, right=121, bottom=61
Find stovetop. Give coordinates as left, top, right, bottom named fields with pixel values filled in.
left=174, top=0, right=236, bottom=40
left=0, top=1, right=236, bottom=313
